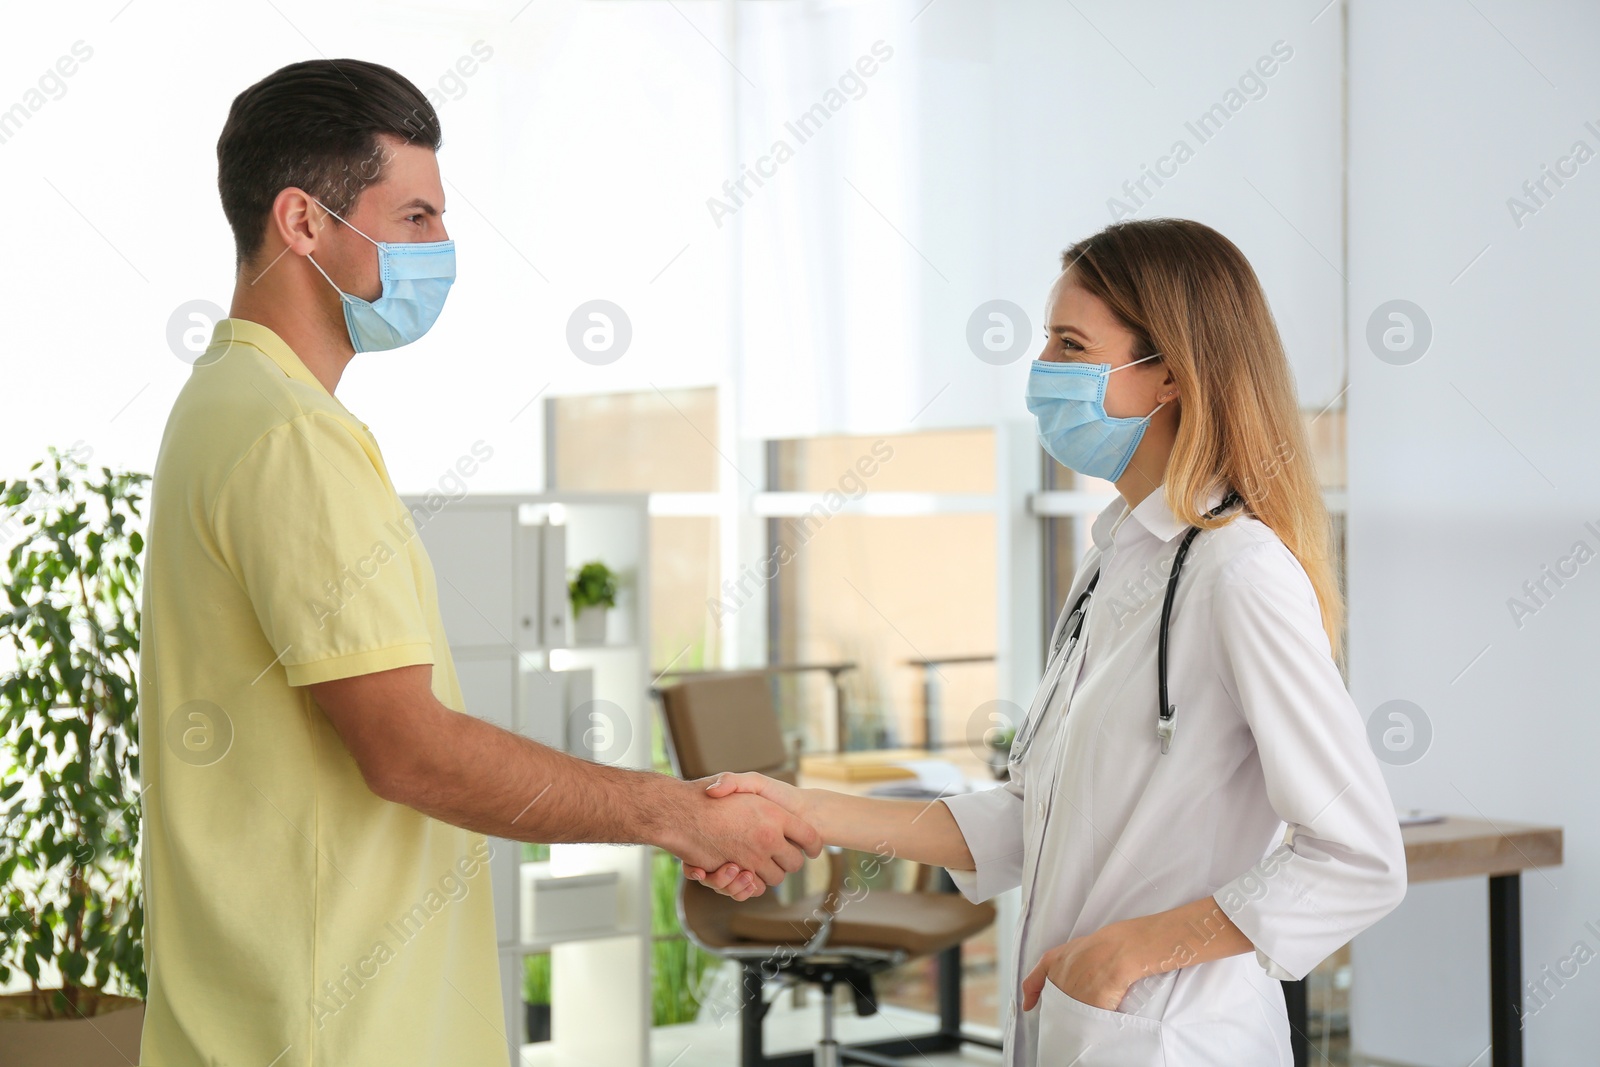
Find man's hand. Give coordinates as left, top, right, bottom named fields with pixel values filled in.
left=660, top=775, right=821, bottom=901
left=682, top=773, right=811, bottom=900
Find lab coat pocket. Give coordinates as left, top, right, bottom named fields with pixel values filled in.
left=1035, top=979, right=1165, bottom=1066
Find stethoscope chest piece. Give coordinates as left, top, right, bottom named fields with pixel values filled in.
left=1011, top=488, right=1241, bottom=763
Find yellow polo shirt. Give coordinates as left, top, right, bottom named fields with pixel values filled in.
left=138, top=318, right=504, bottom=1066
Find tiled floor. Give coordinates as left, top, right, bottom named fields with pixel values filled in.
left=646, top=993, right=1005, bottom=1066
left=515, top=961, right=1352, bottom=1066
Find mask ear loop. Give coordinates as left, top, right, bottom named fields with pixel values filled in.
left=310, top=196, right=382, bottom=248
left=1104, top=351, right=1169, bottom=421
left=1104, top=351, right=1163, bottom=375
left=305, top=196, right=380, bottom=302
left=305, top=252, right=343, bottom=296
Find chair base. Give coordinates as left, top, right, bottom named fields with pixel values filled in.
left=753, top=1031, right=1003, bottom=1067
left=737, top=958, right=1004, bottom=1067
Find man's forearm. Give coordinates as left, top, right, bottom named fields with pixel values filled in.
left=800, top=788, right=975, bottom=869
left=312, top=664, right=819, bottom=885
left=383, top=704, right=688, bottom=851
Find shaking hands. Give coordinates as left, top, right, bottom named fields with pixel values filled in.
left=677, top=772, right=812, bottom=902
left=673, top=770, right=972, bottom=902
left=660, top=773, right=819, bottom=902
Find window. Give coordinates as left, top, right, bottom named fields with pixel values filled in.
left=547, top=387, right=723, bottom=669
left=766, top=429, right=997, bottom=753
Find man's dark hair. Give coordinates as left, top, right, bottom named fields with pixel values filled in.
left=217, top=59, right=441, bottom=268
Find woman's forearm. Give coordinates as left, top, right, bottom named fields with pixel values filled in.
left=798, top=788, right=975, bottom=870
left=1128, top=895, right=1254, bottom=977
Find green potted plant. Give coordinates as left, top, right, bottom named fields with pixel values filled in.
left=650, top=848, right=716, bottom=1025
left=986, top=724, right=1016, bottom=780
left=522, top=952, right=551, bottom=1042
left=0, top=446, right=148, bottom=1066
left=567, top=560, right=618, bottom=646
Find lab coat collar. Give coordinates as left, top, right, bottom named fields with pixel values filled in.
left=1091, top=482, right=1230, bottom=549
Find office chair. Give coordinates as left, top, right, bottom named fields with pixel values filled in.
left=656, top=671, right=999, bottom=1067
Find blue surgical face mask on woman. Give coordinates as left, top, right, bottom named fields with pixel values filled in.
left=306, top=197, right=456, bottom=353
left=1025, top=351, right=1166, bottom=481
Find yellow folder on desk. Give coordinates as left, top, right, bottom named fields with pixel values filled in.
left=799, top=752, right=919, bottom=783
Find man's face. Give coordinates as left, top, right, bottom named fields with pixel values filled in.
left=313, top=136, right=448, bottom=303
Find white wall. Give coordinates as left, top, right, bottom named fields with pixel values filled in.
left=3, top=0, right=1344, bottom=471
left=733, top=0, right=1346, bottom=439
left=0, top=0, right=732, bottom=496
left=1346, top=1, right=1600, bottom=1062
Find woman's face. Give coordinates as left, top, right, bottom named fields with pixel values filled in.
left=1037, top=270, right=1176, bottom=420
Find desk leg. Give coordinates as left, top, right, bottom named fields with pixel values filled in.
left=740, top=961, right=764, bottom=1067
left=1281, top=979, right=1308, bottom=1067
left=1489, top=872, right=1523, bottom=1067
left=937, top=942, right=963, bottom=1036
left=935, top=869, right=962, bottom=1036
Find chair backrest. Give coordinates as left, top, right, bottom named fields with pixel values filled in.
left=657, top=672, right=794, bottom=784
left=658, top=671, right=996, bottom=960
left=657, top=672, right=800, bottom=950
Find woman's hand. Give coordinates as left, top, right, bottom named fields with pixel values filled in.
left=1022, top=898, right=1253, bottom=1013
left=684, top=773, right=811, bottom=901
left=702, top=771, right=807, bottom=815
left=1020, top=919, right=1147, bottom=1013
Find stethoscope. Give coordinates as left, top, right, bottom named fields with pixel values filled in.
left=1009, top=489, right=1242, bottom=764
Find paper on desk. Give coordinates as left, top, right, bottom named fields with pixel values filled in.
left=1398, top=808, right=1445, bottom=826
left=862, top=758, right=969, bottom=798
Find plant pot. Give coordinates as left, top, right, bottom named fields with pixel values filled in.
left=573, top=604, right=608, bottom=645
left=0, top=992, right=144, bottom=1067
left=523, top=1001, right=551, bottom=1043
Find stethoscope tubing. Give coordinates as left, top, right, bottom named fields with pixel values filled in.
left=1009, top=489, right=1241, bottom=764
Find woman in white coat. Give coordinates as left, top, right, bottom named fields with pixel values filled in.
left=689, top=218, right=1408, bottom=1065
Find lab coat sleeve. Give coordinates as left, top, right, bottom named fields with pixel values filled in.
left=939, top=779, right=1026, bottom=903
left=1209, top=540, right=1408, bottom=982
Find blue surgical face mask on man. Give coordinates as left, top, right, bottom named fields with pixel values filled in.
left=1024, top=351, right=1167, bottom=481
left=306, top=197, right=456, bottom=353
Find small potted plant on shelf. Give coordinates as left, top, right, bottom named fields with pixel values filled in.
left=987, top=724, right=1016, bottom=780
left=567, top=560, right=617, bottom=646
left=0, top=446, right=148, bottom=1066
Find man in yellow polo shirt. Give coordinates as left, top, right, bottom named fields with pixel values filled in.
left=138, top=58, right=816, bottom=1067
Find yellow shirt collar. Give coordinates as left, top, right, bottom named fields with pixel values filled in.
left=207, top=317, right=327, bottom=395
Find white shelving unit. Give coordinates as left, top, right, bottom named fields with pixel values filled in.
left=400, top=491, right=653, bottom=1067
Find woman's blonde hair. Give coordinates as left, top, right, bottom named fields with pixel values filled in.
left=1061, top=218, right=1343, bottom=653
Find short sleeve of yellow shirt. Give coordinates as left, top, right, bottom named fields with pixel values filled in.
left=213, top=410, right=436, bottom=687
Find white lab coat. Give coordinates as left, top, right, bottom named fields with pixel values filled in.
left=943, top=486, right=1407, bottom=1066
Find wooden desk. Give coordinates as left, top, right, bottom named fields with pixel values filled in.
left=1285, top=815, right=1563, bottom=1067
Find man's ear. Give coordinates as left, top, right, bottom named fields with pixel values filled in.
left=272, top=187, right=326, bottom=257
